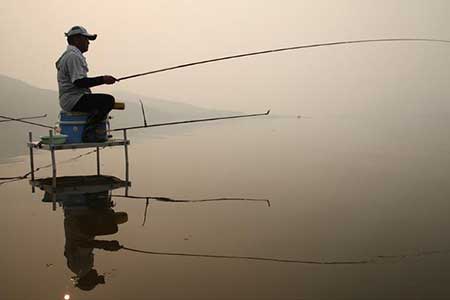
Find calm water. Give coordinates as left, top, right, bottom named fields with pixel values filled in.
left=1, top=116, right=450, bottom=299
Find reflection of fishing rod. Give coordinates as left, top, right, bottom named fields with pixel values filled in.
left=111, top=110, right=270, bottom=132
left=120, top=246, right=373, bottom=265
left=112, top=194, right=271, bottom=226
left=118, top=38, right=450, bottom=81
left=0, top=114, right=47, bottom=123
left=0, top=114, right=53, bottom=129
left=119, top=245, right=450, bottom=265
left=112, top=194, right=271, bottom=206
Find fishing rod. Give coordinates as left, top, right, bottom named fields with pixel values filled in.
left=111, top=109, right=270, bottom=132
left=117, top=38, right=450, bottom=81
left=0, top=114, right=47, bottom=123
left=0, top=114, right=54, bottom=129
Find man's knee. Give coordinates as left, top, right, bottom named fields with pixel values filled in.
left=102, top=94, right=115, bottom=110
left=108, top=95, right=115, bottom=107
left=106, top=94, right=115, bottom=104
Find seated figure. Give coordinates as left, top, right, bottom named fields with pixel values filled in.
left=56, top=25, right=117, bottom=142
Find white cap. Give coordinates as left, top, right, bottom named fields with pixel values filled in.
left=65, top=25, right=97, bottom=40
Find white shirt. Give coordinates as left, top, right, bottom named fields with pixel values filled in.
left=56, top=45, right=92, bottom=111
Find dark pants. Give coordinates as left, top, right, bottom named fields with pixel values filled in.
left=72, top=93, right=115, bottom=125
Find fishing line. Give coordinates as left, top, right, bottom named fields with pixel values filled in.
left=118, top=38, right=450, bottom=81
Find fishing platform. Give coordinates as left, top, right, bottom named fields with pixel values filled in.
left=28, top=128, right=130, bottom=181
left=27, top=108, right=131, bottom=211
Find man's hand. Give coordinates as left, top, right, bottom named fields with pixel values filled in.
left=103, top=75, right=118, bottom=85
left=95, top=240, right=122, bottom=251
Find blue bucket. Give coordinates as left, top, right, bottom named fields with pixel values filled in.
left=59, top=111, right=108, bottom=143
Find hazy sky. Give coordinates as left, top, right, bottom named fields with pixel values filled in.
left=1, top=0, right=449, bottom=114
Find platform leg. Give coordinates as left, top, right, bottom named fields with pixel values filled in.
left=28, top=132, right=35, bottom=193
left=50, top=130, right=57, bottom=211
left=52, top=192, right=56, bottom=211
left=124, top=129, right=129, bottom=196
left=96, top=146, right=100, bottom=175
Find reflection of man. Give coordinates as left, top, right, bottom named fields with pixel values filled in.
left=62, top=191, right=127, bottom=291
left=56, top=25, right=117, bottom=142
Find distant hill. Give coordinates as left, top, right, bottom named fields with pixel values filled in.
left=0, top=74, right=233, bottom=161
left=0, top=74, right=58, bottom=120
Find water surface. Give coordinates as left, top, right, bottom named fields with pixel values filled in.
left=1, top=116, right=450, bottom=299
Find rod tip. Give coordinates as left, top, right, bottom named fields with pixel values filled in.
left=265, top=109, right=271, bottom=115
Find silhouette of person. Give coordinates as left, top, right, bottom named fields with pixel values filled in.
left=56, top=25, right=117, bottom=142
left=42, top=176, right=128, bottom=291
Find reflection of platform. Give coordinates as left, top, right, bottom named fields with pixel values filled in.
left=28, top=139, right=129, bottom=151
left=31, top=175, right=130, bottom=194
left=27, top=130, right=131, bottom=210
left=31, top=175, right=131, bottom=208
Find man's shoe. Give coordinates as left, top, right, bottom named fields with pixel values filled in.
left=82, top=125, right=96, bottom=143
left=82, top=125, right=107, bottom=143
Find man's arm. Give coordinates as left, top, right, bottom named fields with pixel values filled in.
left=65, top=55, right=117, bottom=88
left=80, top=240, right=122, bottom=251
left=74, top=75, right=117, bottom=88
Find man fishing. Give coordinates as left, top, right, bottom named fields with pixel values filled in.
left=56, top=25, right=117, bottom=142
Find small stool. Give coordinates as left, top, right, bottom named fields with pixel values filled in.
left=59, top=111, right=109, bottom=144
